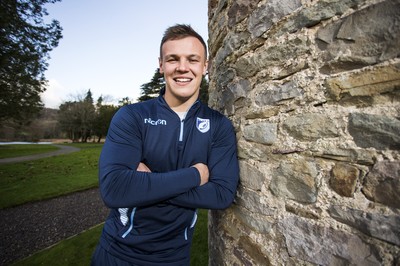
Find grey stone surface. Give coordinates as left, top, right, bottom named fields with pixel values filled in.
left=270, top=158, right=318, bottom=203
left=329, top=205, right=400, bottom=246
left=248, top=0, right=302, bottom=38
left=208, top=0, right=400, bottom=264
left=282, top=113, right=339, bottom=141
left=243, top=122, right=277, bottom=145
left=330, top=162, right=359, bottom=197
left=316, top=0, right=400, bottom=74
left=278, top=216, right=382, bottom=265
left=362, top=161, right=400, bottom=209
left=348, top=113, right=400, bottom=150
left=254, top=81, right=303, bottom=106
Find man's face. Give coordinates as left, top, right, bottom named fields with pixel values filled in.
left=159, top=36, right=208, bottom=105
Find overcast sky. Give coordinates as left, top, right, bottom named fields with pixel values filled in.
left=42, top=0, right=208, bottom=108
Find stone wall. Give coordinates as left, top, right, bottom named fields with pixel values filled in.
left=207, top=0, right=400, bottom=265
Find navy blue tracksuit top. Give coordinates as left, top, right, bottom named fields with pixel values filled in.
left=98, top=89, right=239, bottom=265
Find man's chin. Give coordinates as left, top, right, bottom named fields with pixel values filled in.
left=175, top=94, right=194, bottom=102
left=172, top=87, right=197, bottom=97
left=165, top=85, right=199, bottom=102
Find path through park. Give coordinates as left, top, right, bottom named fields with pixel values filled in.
left=0, top=145, right=109, bottom=265
left=0, top=144, right=81, bottom=164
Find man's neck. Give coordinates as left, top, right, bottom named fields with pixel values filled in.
left=169, top=102, right=193, bottom=112
left=164, top=93, right=198, bottom=112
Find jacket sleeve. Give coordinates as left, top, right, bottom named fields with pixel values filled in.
left=99, top=105, right=200, bottom=208
left=168, top=116, right=240, bottom=210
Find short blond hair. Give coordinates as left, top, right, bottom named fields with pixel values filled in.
left=160, top=24, right=207, bottom=60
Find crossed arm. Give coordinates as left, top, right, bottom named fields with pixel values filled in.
left=99, top=106, right=239, bottom=210
left=137, top=162, right=210, bottom=186
left=101, top=138, right=238, bottom=210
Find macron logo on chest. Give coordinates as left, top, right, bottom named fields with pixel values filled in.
left=144, top=118, right=167, bottom=126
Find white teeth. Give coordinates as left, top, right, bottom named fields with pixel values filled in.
left=175, top=78, right=191, bottom=82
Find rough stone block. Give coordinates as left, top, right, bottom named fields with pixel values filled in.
left=248, top=0, right=301, bottom=38
left=348, top=113, right=400, bottom=150
left=239, top=161, right=266, bottom=191
left=278, top=216, right=382, bottom=265
left=270, top=158, right=318, bottom=203
left=282, top=113, right=339, bottom=141
left=325, top=64, right=400, bottom=101
left=329, top=205, right=400, bottom=246
left=254, top=81, right=303, bottom=106
left=362, top=161, right=400, bottom=209
left=316, top=0, right=400, bottom=74
left=329, top=162, right=359, bottom=197
left=243, top=122, right=277, bottom=145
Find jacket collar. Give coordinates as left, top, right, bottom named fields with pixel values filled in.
left=157, top=87, right=200, bottom=115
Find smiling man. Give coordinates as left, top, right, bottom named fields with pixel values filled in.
left=91, top=24, right=239, bottom=266
left=160, top=32, right=207, bottom=111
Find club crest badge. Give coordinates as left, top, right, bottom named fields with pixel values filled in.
left=196, top=117, right=210, bottom=133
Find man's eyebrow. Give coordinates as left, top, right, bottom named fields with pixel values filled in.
left=164, top=54, right=179, bottom=59
left=164, top=54, right=202, bottom=58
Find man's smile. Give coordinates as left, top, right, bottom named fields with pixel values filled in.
left=174, top=77, right=192, bottom=84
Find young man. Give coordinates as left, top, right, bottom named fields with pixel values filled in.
left=91, top=24, right=239, bottom=265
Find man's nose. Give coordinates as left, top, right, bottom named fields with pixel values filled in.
left=176, top=59, right=189, bottom=72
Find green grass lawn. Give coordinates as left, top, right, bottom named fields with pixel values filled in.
left=0, top=143, right=103, bottom=209
left=13, top=224, right=104, bottom=266
left=2, top=144, right=208, bottom=266
left=0, top=144, right=59, bottom=159
left=13, top=209, right=209, bottom=266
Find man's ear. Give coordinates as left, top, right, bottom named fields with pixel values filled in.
left=158, top=57, right=164, bottom=74
left=203, top=60, right=209, bottom=75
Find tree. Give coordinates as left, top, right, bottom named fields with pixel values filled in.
left=94, top=105, right=118, bottom=142
left=118, top=97, right=132, bottom=106
left=137, top=68, right=165, bottom=102
left=137, top=68, right=209, bottom=104
left=0, top=0, right=62, bottom=122
left=57, top=90, right=96, bottom=142
left=199, top=76, right=209, bottom=105
left=58, top=101, right=81, bottom=141
left=79, top=89, right=95, bottom=142
left=92, top=96, right=119, bottom=142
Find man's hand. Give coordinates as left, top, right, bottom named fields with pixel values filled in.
left=138, top=162, right=209, bottom=186
left=192, top=163, right=209, bottom=186
left=137, top=162, right=151, bottom=172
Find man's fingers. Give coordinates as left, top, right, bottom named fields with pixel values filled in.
left=137, top=162, right=151, bottom=172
